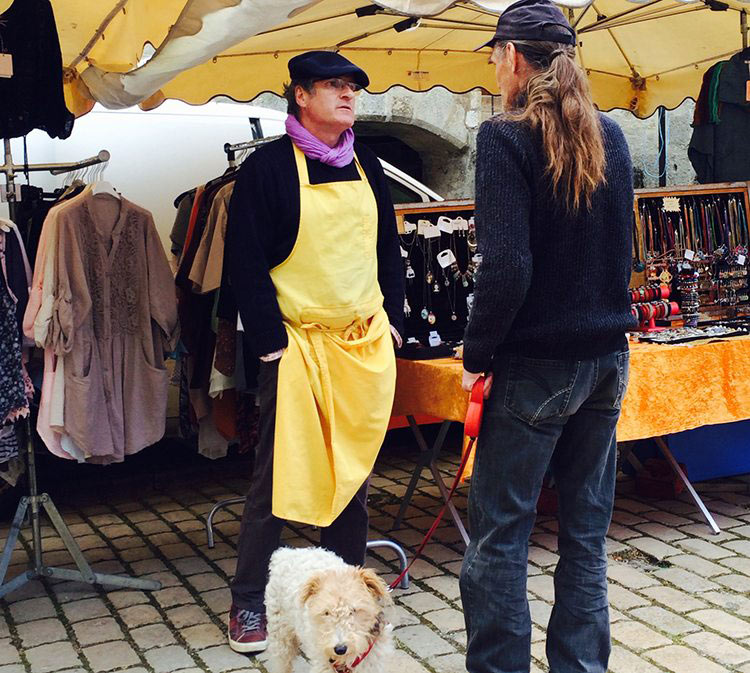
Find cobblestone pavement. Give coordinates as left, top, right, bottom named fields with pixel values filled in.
left=4, top=448, right=750, bottom=673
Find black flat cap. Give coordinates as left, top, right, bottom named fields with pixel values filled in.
left=288, top=51, right=369, bottom=88
left=477, top=0, right=576, bottom=50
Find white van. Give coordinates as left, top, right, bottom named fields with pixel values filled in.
left=7, top=100, right=441, bottom=247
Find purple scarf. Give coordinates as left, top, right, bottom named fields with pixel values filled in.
left=285, top=114, right=355, bottom=168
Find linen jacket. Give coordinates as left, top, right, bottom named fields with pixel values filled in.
left=49, top=194, right=178, bottom=463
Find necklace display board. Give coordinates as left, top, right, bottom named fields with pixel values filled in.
left=395, top=200, right=476, bottom=348
left=632, top=182, right=750, bottom=327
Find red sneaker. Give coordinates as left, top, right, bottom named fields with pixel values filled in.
left=227, top=605, right=268, bottom=653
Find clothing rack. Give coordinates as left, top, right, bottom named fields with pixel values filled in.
left=223, top=136, right=280, bottom=168
left=0, top=139, right=160, bottom=599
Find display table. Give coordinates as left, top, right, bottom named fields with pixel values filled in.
left=392, top=336, right=750, bottom=537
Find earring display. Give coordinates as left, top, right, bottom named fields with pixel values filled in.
left=397, top=203, right=477, bottom=347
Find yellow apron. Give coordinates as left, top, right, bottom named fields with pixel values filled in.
left=270, top=143, right=397, bottom=527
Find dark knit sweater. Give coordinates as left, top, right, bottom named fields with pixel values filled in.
left=463, top=113, right=636, bottom=374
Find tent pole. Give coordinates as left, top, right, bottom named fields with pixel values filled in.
left=658, top=107, right=667, bottom=188
left=742, top=10, right=748, bottom=50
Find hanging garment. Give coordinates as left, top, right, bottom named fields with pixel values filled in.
left=0, top=425, right=18, bottom=464
left=36, top=348, right=84, bottom=461
left=189, top=181, right=235, bottom=295
left=0, top=245, right=29, bottom=425
left=0, top=222, right=34, bottom=428
left=170, top=191, right=196, bottom=259
left=270, top=144, right=396, bottom=527
left=689, top=50, right=750, bottom=183
left=0, top=0, right=73, bottom=139
left=22, top=190, right=88, bottom=459
left=0, top=219, right=31, bottom=346
left=24, top=187, right=91, bottom=348
left=49, top=193, right=178, bottom=463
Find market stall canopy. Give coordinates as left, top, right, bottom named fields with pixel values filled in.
left=55, top=0, right=750, bottom=119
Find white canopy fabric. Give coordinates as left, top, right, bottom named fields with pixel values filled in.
left=55, top=0, right=750, bottom=119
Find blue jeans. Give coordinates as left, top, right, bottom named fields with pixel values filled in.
left=460, top=349, right=629, bottom=673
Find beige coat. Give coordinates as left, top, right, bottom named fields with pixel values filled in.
left=50, top=192, right=178, bottom=463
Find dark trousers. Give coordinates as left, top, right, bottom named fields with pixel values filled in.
left=460, top=350, right=630, bottom=673
left=230, top=359, right=370, bottom=612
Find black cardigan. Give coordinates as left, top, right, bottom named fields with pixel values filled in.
left=225, top=135, right=404, bottom=358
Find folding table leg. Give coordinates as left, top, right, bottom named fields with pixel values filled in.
left=428, top=460, right=470, bottom=545
left=393, top=418, right=468, bottom=544
left=393, top=418, right=451, bottom=530
left=654, top=437, right=721, bottom=535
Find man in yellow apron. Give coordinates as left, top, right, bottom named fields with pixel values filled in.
left=224, top=51, right=404, bottom=653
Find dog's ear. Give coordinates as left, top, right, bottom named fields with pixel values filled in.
left=358, top=567, right=391, bottom=605
left=301, top=574, right=321, bottom=604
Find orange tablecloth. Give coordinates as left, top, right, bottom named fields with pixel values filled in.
left=392, top=336, right=750, bottom=442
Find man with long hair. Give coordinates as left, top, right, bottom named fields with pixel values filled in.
left=460, top=1, right=636, bottom=671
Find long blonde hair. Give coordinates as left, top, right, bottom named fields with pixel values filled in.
left=499, top=39, right=606, bottom=212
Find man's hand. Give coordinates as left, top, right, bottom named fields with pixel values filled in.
left=260, top=348, right=285, bottom=362
left=462, top=369, right=494, bottom=399
left=390, top=326, right=403, bottom=349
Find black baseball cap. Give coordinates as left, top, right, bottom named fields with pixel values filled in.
left=476, top=0, right=576, bottom=50
left=288, top=51, right=369, bottom=88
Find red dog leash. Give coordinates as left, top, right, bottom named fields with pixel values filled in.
left=388, top=376, right=485, bottom=591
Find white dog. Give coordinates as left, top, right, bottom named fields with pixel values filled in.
left=265, top=547, right=394, bottom=673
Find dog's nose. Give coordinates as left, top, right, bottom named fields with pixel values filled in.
left=334, top=644, right=348, bottom=655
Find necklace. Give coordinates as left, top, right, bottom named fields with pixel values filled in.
left=399, top=229, right=417, bottom=283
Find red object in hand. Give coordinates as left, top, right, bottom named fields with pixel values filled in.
left=465, top=376, right=485, bottom=439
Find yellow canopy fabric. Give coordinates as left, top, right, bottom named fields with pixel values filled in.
left=54, top=0, right=750, bottom=119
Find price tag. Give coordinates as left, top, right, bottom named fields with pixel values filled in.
left=684, top=249, right=695, bottom=261
left=663, top=196, right=680, bottom=213
left=436, top=249, right=457, bottom=268
left=453, top=216, right=469, bottom=232
left=739, top=254, right=747, bottom=266
left=403, top=219, right=417, bottom=234
left=437, top=216, right=454, bottom=234
left=417, top=219, right=432, bottom=235
left=423, top=224, right=441, bottom=239
left=0, top=54, right=13, bottom=79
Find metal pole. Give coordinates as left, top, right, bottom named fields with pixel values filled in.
left=25, top=420, right=43, bottom=569
left=658, top=107, right=667, bottom=188
left=4, top=139, right=16, bottom=222
left=742, top=10, right=748, bottom=50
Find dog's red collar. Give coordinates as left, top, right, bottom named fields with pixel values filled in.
left=332, top=638, right=376, bottom=673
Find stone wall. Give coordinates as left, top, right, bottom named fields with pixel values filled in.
left=608, top=101, right=697, bottom=190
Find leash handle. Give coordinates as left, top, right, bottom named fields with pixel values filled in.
left=464, top=376, right=485, bottom=439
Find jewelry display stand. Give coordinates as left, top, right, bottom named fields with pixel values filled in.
left=629, top=181, right=750, bottom=534
left=0, top=140, right=160, bottom=598
left=633, top=181, right=750, bottom=321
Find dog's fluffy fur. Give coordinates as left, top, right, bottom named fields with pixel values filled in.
left=265, top=547, right=394, bottom=673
